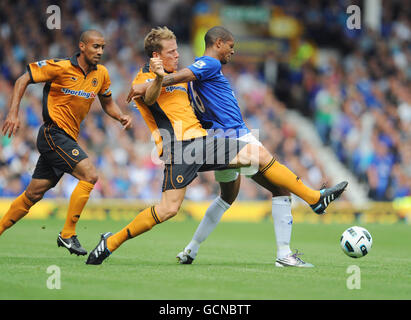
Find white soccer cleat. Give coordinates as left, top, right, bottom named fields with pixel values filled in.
left=176, top=249, right=195, bottom=264
left=275, top=250, right=314, bottom=268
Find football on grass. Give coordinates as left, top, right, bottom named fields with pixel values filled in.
left=340, top=226, right=373, bottom=258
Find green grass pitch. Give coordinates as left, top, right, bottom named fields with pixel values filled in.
left=0, top=218, right=410, bottom=300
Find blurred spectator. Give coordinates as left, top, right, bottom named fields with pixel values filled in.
left=274, top=0, right=411, bottom=201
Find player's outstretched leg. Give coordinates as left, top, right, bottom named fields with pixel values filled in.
left=258, top=158, right=348, bottom=215
left=0, top=192, right=33, bottom=236
left=177, top=177, right=239, bottom=264
left=258, top=155, right=348, bottom=214
left=0, top=179, right=53, bottom=236
left=86, top=206, right=161, bottom=265
left=176, top=196, right=231, bottom=264
left=86, top=188, right=185, bottom=265
left=232, top=144, right=348, bottom=214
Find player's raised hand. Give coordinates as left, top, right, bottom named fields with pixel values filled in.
left=119, top=114, right=132, bottom=130
left=2, top=112, right=20, bottom=138
left=150, top=57, right=165, bottom=78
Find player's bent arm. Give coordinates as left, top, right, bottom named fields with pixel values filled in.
left=126, top=68, right=196, bottom=104
left=2, top=72, right=32, bottom=137
left=98, top=95, right=132, bottom=129
left=144, top=74, right=164, bottom=106
left=162, top=68, right=197, bottom=86
left=126, top=82, right=149, bottom=103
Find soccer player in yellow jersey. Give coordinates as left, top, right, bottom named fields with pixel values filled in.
left=86, top=27, right=347, bottom=265
left=1, top=30, right=132, bottom=255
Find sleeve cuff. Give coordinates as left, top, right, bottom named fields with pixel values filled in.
left=187, top=65, right=200, bottom=80
left=26, top=65, right=34, bottom=83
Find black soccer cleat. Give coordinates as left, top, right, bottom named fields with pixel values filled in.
left=57, top=233, right=87, bottom=256
left=310, top=181, right=348, bottom=215
left=85, top=232, right=113, bottom=265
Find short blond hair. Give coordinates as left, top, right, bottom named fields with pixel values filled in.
left=144, top=26, right=176, bottom=57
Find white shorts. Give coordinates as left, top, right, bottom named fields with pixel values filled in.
left=214, top=132, right=263, bottom=183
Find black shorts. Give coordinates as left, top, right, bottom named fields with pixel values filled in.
left=32, top=123, right=88, bottom=185
left=161, top=136, right=248, bottom=192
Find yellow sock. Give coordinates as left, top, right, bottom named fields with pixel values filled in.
left=260, top=158, right=320, bottom=205
left=0, top=192, right=33, bottom=236
left=107, top=206, right=161, bottom=252
left=60, top=180, right=94, bottom=238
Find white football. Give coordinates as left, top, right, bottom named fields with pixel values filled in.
left=340, top=226, right=373, bottom=258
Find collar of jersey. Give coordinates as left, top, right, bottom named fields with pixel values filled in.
left=70, top=52, right=98, bottom=71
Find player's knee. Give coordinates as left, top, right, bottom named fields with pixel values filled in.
left=220, top=185, right=239, bottom=205
left=156, top=203, right=180, bottom=221
left=25, top=189, right=44, bottom=204
left=166, top=205, right=180, bottom=220
left=89, top=175, right=98, bottom=185
left=235, top=144, right=254, bottom=166
left=83, top=172, right=98, bottom=184
left=258, top=146, right=273, bottom=168
left=239, top=144, right=269, bottom=167
left=161, top=209, right=178, bottom=221
left=73, top=159, right=98, bottom=184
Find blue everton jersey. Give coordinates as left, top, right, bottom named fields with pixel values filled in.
left=187, top=56, right=249, bottom=138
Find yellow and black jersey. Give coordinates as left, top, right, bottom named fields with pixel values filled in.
left=27, top=53, right=112, bottom=141
left=133, top=63, right=207, bottom=156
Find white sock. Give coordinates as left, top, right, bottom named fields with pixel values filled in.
left=272, top=196, right=293, bottom=259
left=185, top=196, right=231, bottom=258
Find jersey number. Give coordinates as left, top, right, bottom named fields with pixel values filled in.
left=193, top=60, right=206, bottom=69
left=189, top=82, right=205, bottom=114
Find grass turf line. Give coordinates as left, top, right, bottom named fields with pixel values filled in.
left=0, top=219, right=410, bottom=299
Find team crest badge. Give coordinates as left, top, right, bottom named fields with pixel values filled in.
left=72, top=149, right=79, bottom=156
left=92, top=78, right=98, bottom=87
left=37, top=60, right=47, bottom=68
left=176, top=175, right=184, bottom=183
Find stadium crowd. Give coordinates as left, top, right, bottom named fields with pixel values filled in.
left=271, top=0, right=411, bottom=201
left=0, top=0, right=409, bottom=202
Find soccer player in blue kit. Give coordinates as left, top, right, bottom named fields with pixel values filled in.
left=127, top=26, right=348, bottom=267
